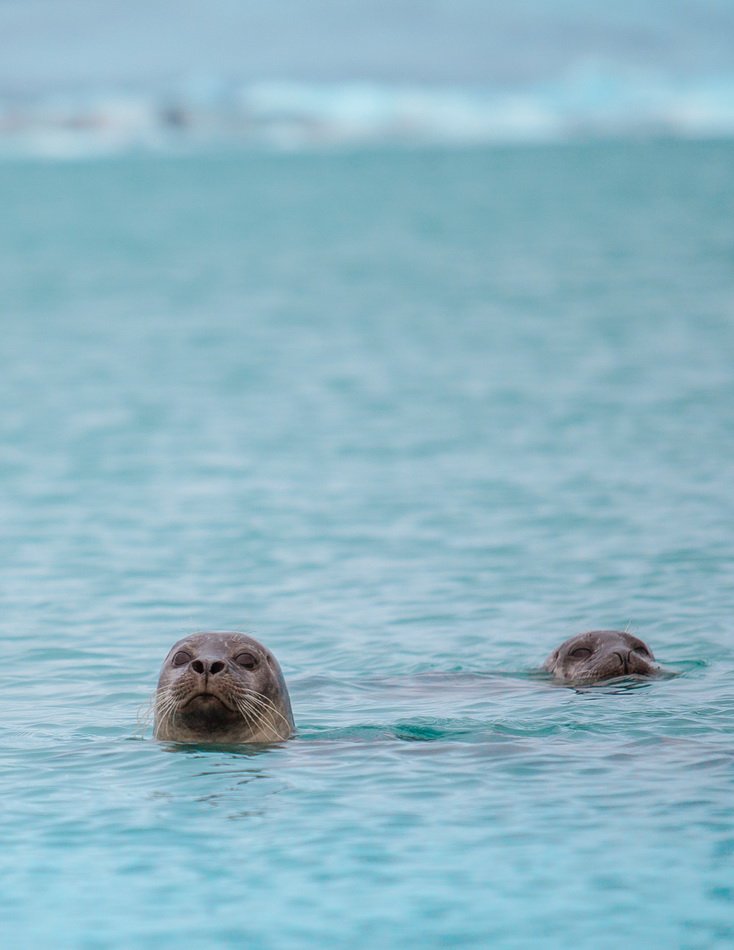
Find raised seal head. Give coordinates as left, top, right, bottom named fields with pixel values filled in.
left=154, top=631, right=295, bottom=743
left=543, top=630, right=660, bottom=684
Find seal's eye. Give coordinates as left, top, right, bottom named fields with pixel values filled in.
left=569, top=647, right=592, bottom=659
left=234, top=652, right=258, bottom=670
left=634, top=644, right=650, bottom=656
left=172, top=651, right=192, bottom=667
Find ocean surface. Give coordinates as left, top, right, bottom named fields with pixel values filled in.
left=1, top=141, right=733, bottom=947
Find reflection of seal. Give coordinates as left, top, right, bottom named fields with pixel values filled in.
left=154, top=632, right=295, bottom=743
left=544, top=630, right=660, bottom=684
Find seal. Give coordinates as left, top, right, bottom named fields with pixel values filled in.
left=543, top=630, right=660, bottom=684
left=153, top=631, right=295, bottom=743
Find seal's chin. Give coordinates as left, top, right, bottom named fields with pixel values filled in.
left=180, top=691, right=234, bottom=713
left=175, top=692, right=242, bottom=735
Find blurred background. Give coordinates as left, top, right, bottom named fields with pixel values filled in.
left=2, top=0, right=734, bottom=154
left=3, top=3, right=734, bottom=948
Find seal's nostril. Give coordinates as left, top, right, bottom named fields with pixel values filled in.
left=191, top=659, right=205, bottom=674
left=210, top=661, right=225, bottom=675
left=613, top=651, right=628, bottom=672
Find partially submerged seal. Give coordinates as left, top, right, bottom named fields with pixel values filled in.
left=154, top=631, right=295, bottom=743
left=544, top=630, right=660, bottom=684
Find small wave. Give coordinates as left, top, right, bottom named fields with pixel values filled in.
left=2, top=70, right=734, bottom=158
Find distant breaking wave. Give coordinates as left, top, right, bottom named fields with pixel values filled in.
left=2, top=69, right=734, bottom=157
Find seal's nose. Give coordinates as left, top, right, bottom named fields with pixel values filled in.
left=612, top=651, right=629, bottom=674
left=627, top=649, right=654, bottom=675
left=190, top=658, right=226, bottom=675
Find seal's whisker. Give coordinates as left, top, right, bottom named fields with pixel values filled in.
left=236, top=688, right=292, bottom=733
left=234, top=696, right=281, bottom=741
left=238, top=700, right=285, bottom=739
left=257, top=699, right=292, bottom=735
left=234, top=696, right=259, bottom=733
left=235, top=692, right=287, bottom=740
left=154, top=688, right=180, bottom=735
left=136, top=694, right=157, bottom=732
left=154, top=688, right=174, bottom=713
left=238, top=696, right=278, bottom=738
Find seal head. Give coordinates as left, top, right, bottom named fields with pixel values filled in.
left=543, top=630, right=660, bottom=684
left=154, top=631, right=294, bottom=743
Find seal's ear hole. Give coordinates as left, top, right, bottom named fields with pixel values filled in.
left=172, top=651, right=192, bottom=667
left=569, top=647, right=593, bottom=659
left=234, top=652, right=258, bottom=670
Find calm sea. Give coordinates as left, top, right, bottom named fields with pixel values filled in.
left=1, top=141, right=733, bottom=947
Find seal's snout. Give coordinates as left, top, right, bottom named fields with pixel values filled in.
left=190, top=658, right=226, bottom=676
left=612, top=651, right=629, bottom=674
left=627, top=649, right=657, bottom=677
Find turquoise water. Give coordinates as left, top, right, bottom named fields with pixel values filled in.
left=2, top=142, right=734, bottom=947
